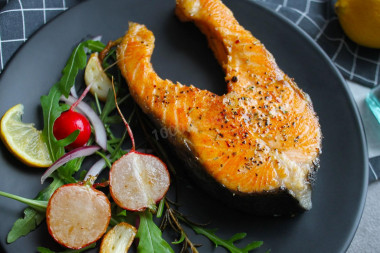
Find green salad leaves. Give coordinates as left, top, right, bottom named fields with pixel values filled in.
left=137, top=211, right=174, bottom=253
left=0, top=39, right=268, bottom=253
left=191, top=227, right=264, bottom=253
left=5, top=175, right=63, bottom=243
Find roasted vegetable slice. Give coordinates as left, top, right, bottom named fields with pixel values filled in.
left=84, top=52, right=112, bottom=101
left=46, top=183, right=111, bottom=249
left=110, top=151, right=170, bottom=211
left=100, top=222, right=137, bottom=253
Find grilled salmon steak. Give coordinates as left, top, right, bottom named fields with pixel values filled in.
left=117, top=0, right=322, bottom=216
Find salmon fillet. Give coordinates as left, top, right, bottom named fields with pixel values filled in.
left=117, top=0, right=322, bottom=215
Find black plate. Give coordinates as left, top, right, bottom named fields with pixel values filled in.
left=0, top=0, right=368, bottom=252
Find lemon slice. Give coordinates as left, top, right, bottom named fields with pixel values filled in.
left=0, top=104, right=52, bottom=167
left=335, top=0, right=380, bottom=48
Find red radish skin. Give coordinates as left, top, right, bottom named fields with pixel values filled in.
left=53, top=110, right=91, bottom=150
left=60, top=95, right=108, bottom=150
left=46, top=183, right=111, bottom=249
left=109, top=150, right=170, bottom=211
left=109, top=82, right=170, bottom=211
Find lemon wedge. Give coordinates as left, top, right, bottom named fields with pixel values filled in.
left=335, top=0, right=380, bottom=48
left=0, top=104, right=52, bottom=168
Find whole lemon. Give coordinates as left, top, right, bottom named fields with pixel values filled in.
left=335, top=0, right=380, bottom=48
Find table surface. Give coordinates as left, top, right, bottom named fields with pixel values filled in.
left=346, top=81, right=380, bottom=253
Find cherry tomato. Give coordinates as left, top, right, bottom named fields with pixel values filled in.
left=53, top=110, right=91, bottom=150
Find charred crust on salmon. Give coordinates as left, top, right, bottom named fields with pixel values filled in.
left=117, top=0, right=322, bottom=216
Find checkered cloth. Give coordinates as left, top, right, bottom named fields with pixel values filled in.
left=253, top=0, right=380, bottom=88
left=0, top=0, right=81, bottom=71
left=1, top=0, right=380, bottom=88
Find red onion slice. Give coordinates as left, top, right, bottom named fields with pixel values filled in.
left=84, top=156, right=109, bottom=185
left=41, top=146, right=100, bottom=184
left=70, top=86, right=78, bottom=98
left=60, top=95, right=107, bottom=150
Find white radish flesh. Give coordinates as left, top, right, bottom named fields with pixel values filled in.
left=46, top=184, right=111, bottom=249
left=110, top=151, right=170, bottom=211
left=100, top=222, right=137, bottom=253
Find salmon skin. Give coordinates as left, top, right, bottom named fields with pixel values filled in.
left=117, top=0, right=322, bottom=216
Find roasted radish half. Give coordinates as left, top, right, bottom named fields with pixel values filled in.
left=100, top=222, right=137, bottom=253
left=46, top=183, right=111, bottom=249
left=109, top=151, right=170, bottom=211
left=84, top=52, right=112, bottom=102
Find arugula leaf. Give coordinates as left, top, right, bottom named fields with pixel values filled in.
left=136, top=211, right=174, bottom=253
left=36, top=173, right=65, bottom=200
left=191, top=226, right=263, bottom=253
left=40, top=84, right=81, bottom=183
left=7, top=207, right=45, bottom=243
left=56, top=130, right=80, bottom=147
left=41, top=84, right=66, bottom=162
left=57, top=158, right=85, bottom=184
left=0, top=191, right=47, bottom=212
left=36, top=247, right=54, bottom=253
left=37, top=243, right=96, bottom=253
left=103, top=114, right=123, bottom=124
left=59, top=43, right=86, bottom=97
left=59, top=40, right=105, bottom=97
left=172, top=231, right=186, bottom=245
left=84, top=40, right=105, bottom=53
left=6, top=175, right=64, bottom=243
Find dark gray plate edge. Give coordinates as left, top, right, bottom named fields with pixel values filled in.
left=240, top=0, right=369, bottom=251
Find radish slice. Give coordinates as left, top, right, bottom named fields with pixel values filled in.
left=100, top=222, right=137, bottom=253
left=84, top=149, right=154, bottom=184
left=109, top=150, right=170, bottom=211
left=46, top=183, right=111, bottom=249
left=84, top=156, right=109, bottom=184
left=60, top=95, right=107, bottom=150
left=41, top=146, right=100, bottom=184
